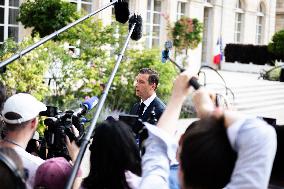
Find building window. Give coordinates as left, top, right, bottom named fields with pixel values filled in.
left=256, top=3, right=265, bottom=45
left=177, top=1, right=186, bottom=20
left=146, top=0, right=162, bottom=48
left=0, top=0, right=19, bottom=44
left=234, top=0, right=244, bottom=43
left=69, top=0, right=93, bottom=13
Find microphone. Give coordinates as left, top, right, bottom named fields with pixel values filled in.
left=161, top=40, right=185, bottom=72
left=161, top=40, right=173, bottom=63
left=114, top=0, right=130, bottom=24
left=129, top=14, right=143, bottom=41
left=189, top=77, right=201, bottom=90
left=82, top=96, right=99, bottom=110
left=0, top=0, right=128, bottom=69
left=74, top=96, right=98, bottom=117
left=66, top=13, right=142, bottom=189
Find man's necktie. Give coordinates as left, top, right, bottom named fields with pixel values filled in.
left=137, top=102, right=146, bottom=117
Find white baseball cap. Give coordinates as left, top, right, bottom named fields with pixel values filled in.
left=1, top=93, right=47, bottom=124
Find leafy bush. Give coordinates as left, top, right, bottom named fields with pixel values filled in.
left=17, top=0, right=79, bottom=37
left=1, top=18, right=177, bottom=113
left=260, top=66, right=282, bottom=81
left=224, top=44, right=275, bottom=65
left=172, top=17, right=203, bottom=53
left=225, top=30, right=284, bottom=65
left=268, top=29, right=284, bottom=61
left=266, top=67, right=281, bottom=81
left=0, top=37, right=53, bottom=100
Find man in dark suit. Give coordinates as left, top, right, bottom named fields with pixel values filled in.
left=130, top=68, right=166, bottom=124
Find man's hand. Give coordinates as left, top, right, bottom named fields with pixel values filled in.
left=66, top=125, right=80, bottom=162
left=157, top=69, right=197, bottom=135
left=192, top=88, right=215, bottom=119
left=171, top=70, right=193, bottom=101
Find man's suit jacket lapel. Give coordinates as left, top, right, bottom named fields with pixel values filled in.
left=141, top=98, right=156, bottom=121
left=130, top=103, right=140, bottom=115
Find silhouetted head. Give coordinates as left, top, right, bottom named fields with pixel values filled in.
left=0, top=147, right=26, bottom=189
left=83, top=120, right=141, bottom=189
left=179, top=116, right=237, bottom=189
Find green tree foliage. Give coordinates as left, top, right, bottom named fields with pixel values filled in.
left=17, top=0, right=78, bottom=37
left=45, top=18, right=118, bottom=109
left=268, top=30, right=284, bottom=60
left=0, top=37, right=53, bottom=100
left=172, top=17, right=203, bottom=53
left=57, top=19, right=177, bottom=111
left=1, top=18, right=177, bottom=113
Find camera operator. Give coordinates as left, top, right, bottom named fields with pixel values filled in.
left=0, top=93, right=46, bottom=189
left=145, top=69, right=277, bottom=189
left=0, top=93, right=80, bottom=189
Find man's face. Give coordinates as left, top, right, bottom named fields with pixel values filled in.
left=135, top=73, right=155, bottom=101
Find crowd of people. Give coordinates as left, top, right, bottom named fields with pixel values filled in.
left=0, top=67, right=282, bottom=189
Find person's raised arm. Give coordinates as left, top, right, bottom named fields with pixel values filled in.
left=193, top=89, right=242, bottom=128
left=157, top=70, right=194, bottom=135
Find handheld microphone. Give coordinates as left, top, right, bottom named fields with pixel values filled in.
left=114, top=0, right=130, bottom=24
left=82, top=96, right=99, bottom=111
left=189, top=77, right=201, bottom=90
left=161, top=41, right=173, bottom=63
left=129, top=14, right=143, bottom=41
left=74, top=96, right=98, bottom=117
left=165, top=40, right=173, bottom=50
left=161, top=50, right=170, bottom=63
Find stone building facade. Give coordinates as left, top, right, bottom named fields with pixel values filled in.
left=1, top=0, right=277, bottom=66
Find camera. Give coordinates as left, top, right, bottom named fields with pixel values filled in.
left=119, top=114, right=144, bottom=135
left=39, top=96, right=98, bottom=160
left=39, top=106, right=84, bottom=160
left=119, top=114, right=149, bottom=155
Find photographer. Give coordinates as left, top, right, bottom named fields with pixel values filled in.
left=152, top=70, right=277, bottom=189
left=0, top=93, right=46, bottom=189
left=0, top=93, right=81, bottom=189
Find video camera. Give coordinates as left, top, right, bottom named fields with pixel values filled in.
left=118, top=112, right=161, bottom=156
left=39, top=96, right=98, bottom=160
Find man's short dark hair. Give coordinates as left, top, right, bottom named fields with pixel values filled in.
left=139, top=68, right=159, bottom=90
left=180, top=116, right=237, bottom=189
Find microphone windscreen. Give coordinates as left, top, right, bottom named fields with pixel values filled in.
left=164, top=41, right=173, bottom=50
left=82, top=96, right=99, bottom=110
left=129, top=14, right=143, bottom=41
left=161, top=50, right=169, bottom=63
left=114, top=0, right=130, bottom=24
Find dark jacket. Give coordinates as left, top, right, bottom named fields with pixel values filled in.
left=130, top=97, right=166, bottom=124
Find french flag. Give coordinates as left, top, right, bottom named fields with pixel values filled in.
left=213, top=37, right=223, bottom=65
